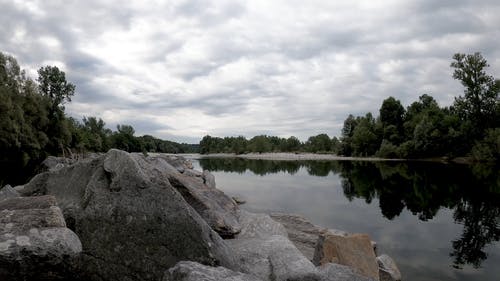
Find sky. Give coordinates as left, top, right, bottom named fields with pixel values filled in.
left=1, top=0, right=499, bottom=143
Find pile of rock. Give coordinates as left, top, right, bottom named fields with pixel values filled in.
left=1, top=149, right=401, bottom=281
left=0, top=192, right=82, bottom=280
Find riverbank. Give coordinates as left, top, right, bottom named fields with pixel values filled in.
left=176, top=153, right=405, bottom=162
left=163, top=153, right=474, bottom=164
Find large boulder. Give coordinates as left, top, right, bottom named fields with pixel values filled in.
left=228, top=235, right=321, bottom=281
left=164, top=261, right=262, bottom=281
left=18, top=149, right=236, bottom=281
left=168, top=173, right=241, bottom=238
left=270, top=213, right=324, bottom=261
left=227, top=211, right=320, bottom=281
left=313, top=232, right=379, bottom=281
left=0, top=195, right=82, bottom=280
left=147, top=154, right=242, bottom=238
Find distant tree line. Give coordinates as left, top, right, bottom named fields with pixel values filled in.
left=199, top=134, right=341, bottom=154
left=339, top=53, right=499, bottom=161
left=200, top=53, right=499, bottom=161
left=68, top=118, right=197, bottom=155
left=0, top=52, right=197, bottom=173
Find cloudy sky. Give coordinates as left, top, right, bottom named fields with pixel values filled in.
left=1, top=0, right=499, bottom=143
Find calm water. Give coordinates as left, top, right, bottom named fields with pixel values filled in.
left=191, top=157, right=500, bottom=281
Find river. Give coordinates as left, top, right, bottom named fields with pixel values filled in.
left=190, top=157, right=500, bottom=281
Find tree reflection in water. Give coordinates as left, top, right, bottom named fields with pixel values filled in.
left=198, top=158, right=500, bottom=269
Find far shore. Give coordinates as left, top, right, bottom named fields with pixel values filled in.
left=173, top=152, right=406, bottom=162
left=155, top=152, right=472, bottom=164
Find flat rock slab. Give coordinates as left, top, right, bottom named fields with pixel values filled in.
left=227, top=235, right=320, bottom=281
left=270, top=213, right=324, bottom=261
left=164, top=261, right=262, bottom=281
left=238, top=211, right=288, bottom=239
left=313, top=232, right=379, bottom=281
left=0, top=195, right=82, bottom=281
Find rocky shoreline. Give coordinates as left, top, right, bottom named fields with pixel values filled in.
left=1, top=150, right=401, bottom=281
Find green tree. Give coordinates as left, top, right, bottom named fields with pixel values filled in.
left=37, top=66, right=75, bottom=115
left=231, top=136, right=248, bottom=154
left=111, top=124, right=143, bottom=152
left=379, top=97, right=405, bottom=144
left=340, top=114, right=358, bottom=156
left=248, top=135, right=272, bottom=153
left=80, top=117, right=111, bottom=152
left=283, top=136, right=302, bottom=152
left=451, top=53, right=499, bottom=137
left=470, top=128, right=500, bottom=162
left=351, top=113, right=380, bottom=156
left=305, top=134, right=332, bottom=153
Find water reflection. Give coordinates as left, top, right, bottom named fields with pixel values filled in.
left=198, top=158, right=500, bottom=269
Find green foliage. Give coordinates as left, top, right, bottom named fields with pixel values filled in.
left=198, top=134, right=342, bottom=155
left=380, top=96, right=405, bottom=139
left=37, top=66, right=75, bottom=115
left=283, top=136, right=301, bottom=152
left=351, top=113, right=380, bottom=156
left=376, top=140, right=401, bottom=158
left=339, top=114, right=358, bottom=156
left=471, top=128, right=500, bottom=162
left=0, top=52, right=59, bottom=167
left=451, top=53, right=499, bottom=137
left=305, top=134, right=332, bottom=153
left=340, top=53, right=499, bottom=160
left=0, top=51, right=198, bottom=180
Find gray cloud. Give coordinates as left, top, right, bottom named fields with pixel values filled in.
left=1, top=0, right=499, bottom=143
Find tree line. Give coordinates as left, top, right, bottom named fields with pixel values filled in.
left=0, top=52, right=197, bottom=173
left=200, top=53, right=499, bottom=161
left=339, top=53, right=499, bottom=161
left=199, top=134, right=340, bottom=154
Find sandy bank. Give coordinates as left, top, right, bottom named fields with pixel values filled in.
left=187, top=153, right=405, bottom=162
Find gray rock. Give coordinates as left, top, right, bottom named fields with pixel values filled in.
left=155, top=155, right=193, bottom=173
left=0, top=195, right=58, bottom=210
left=146, top=154, right=241, bottom=238
left=183, top=168, right=203, bottom=178
left=319, top=263, right=375, bottom=281
left=168, top=172, right=241, bottom=238
left=377, top=254, right=402, bottom=281
left=227, top=235, right=320, bottom=281
left=270, top=213, right=325, bottom=261
left=0, top=195, right=82, bottom=281
left=238, top=211, right=288, bottom=239
left=40, top=156, right=75, bottom=172
left=0, top=185, right=20, bottom=200
left=20, top=149, right=237, bottom=281
left=164, top=261, right=262, bottom=281
left=227, top=213, right=320, bottom=281
left=232, top=196, right=246, bottom=205
left=202, top=170, right=216, bottom=188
